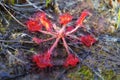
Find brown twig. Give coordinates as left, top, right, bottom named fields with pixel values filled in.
left=0, top=2, right=26, bottom=27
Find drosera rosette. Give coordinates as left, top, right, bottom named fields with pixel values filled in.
left=26, top=9, right=96, bottom=69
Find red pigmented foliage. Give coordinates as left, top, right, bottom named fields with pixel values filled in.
left=64, top=54, right=79, bottom=67
left=35, top=12, right=52, bottom=31
left=32, top=52, right=52, bottom=68
left=76, top=10, right=90, bottom=26
left=26, top=10, right=96, bottom=69
left=59, top=13, right=72, bottom=25
left=32, top=37, right=42, bottom=44
left=80, top=35, right=96, bottom=47
left=26, top=20, right=42, bottom=32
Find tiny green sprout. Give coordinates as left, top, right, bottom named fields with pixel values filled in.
left=46, top=0, right=52, bottom=7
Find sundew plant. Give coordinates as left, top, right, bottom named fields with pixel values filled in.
left=26, top=10, right=96, bottom=69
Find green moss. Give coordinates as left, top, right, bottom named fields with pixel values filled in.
left=68, top=65, right=94, bottom=80
left=0, top=27, right=6, bottom=33
left=116, top=75, right=120, bottom=80
left=68, top=66, right=120, bottom=80
left=100, top=69, right=116, bottom=80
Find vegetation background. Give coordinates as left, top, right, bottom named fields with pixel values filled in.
left=0, top=0, right=120, bottom=80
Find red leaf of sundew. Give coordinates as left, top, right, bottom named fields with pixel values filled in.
left=26, top=20, right=42, bottom=32
left=32, top=37, right=42, bottom=44
left=64, top=54, right=79, bottom=67
left=80, top=35, right=96, bottom=47
left=40, top=17, right=52, bottom=31
left=76, top=10, right=90, bottom=26
left=35, top=12, right=52, bottom=31
left=59, top=13, right=72, bottom=25
left=32, top=52, right=52, bottom=68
